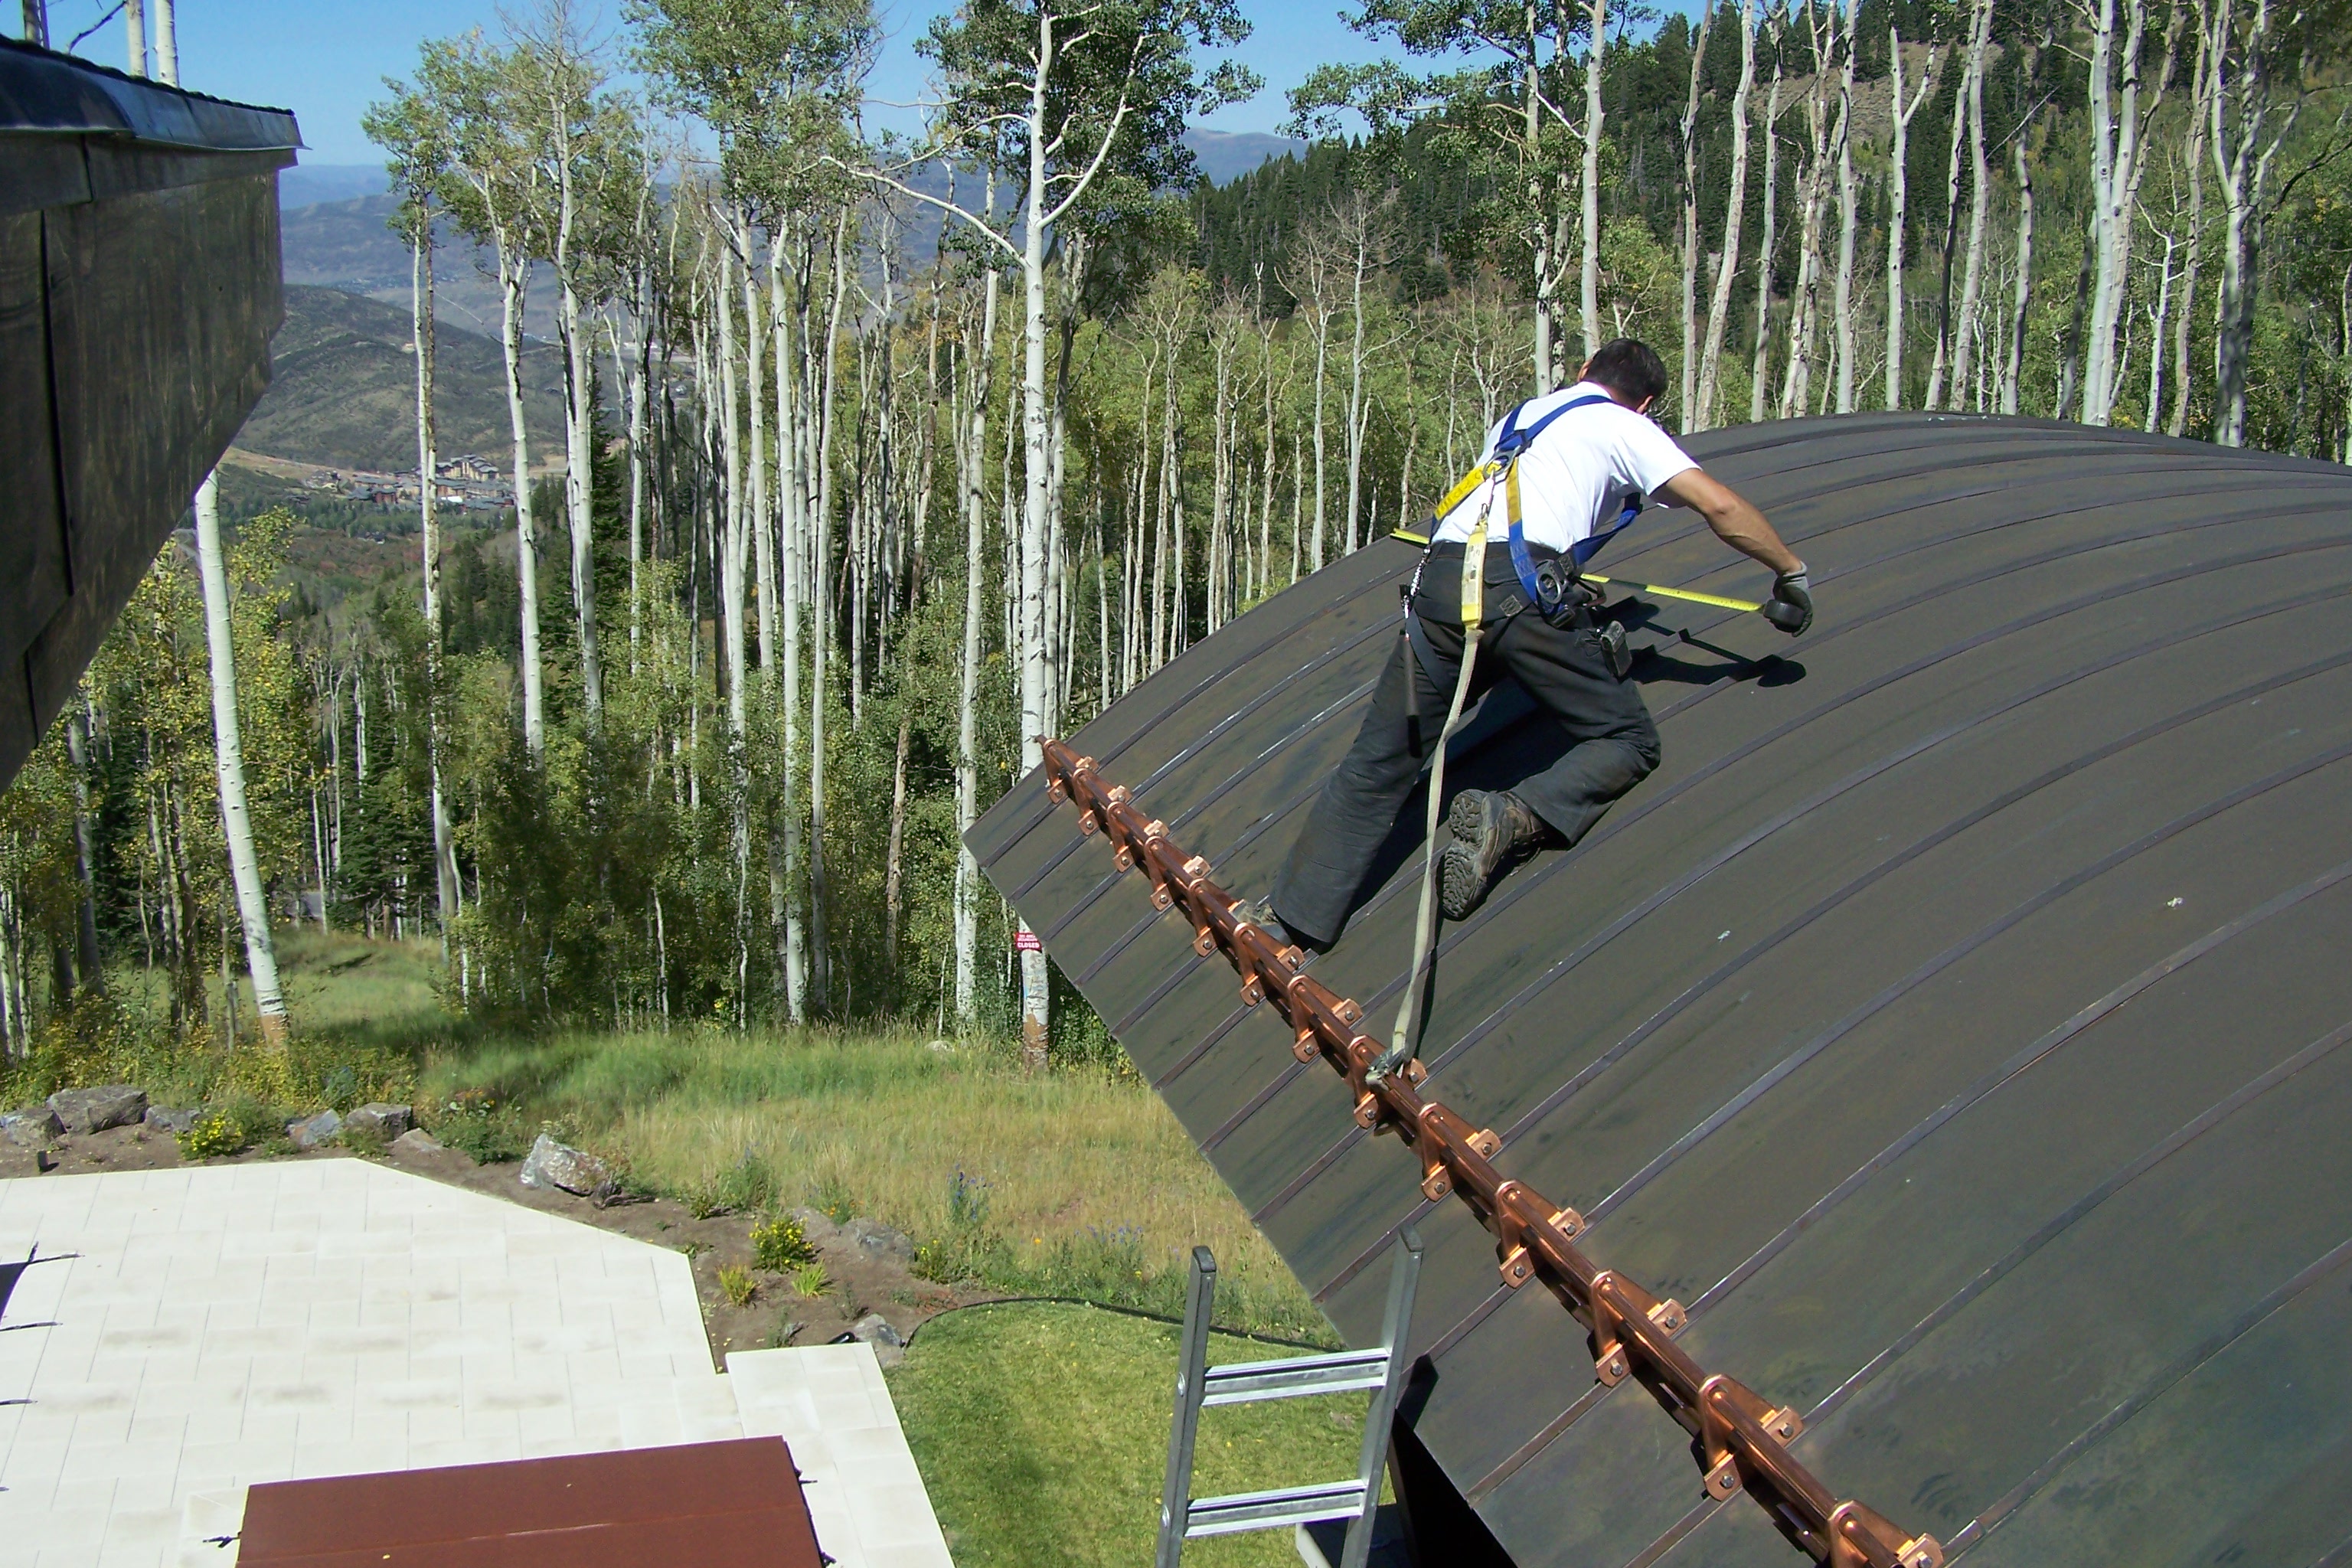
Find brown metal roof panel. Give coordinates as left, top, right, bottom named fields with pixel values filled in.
left=236, top=1437, right=822, bottom=1566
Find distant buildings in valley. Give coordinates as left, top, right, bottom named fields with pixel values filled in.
left=300, top=454, right=517, bottom=512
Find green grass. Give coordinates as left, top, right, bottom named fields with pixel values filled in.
left=889, top=1302, right=1372, bottom=1568
left=271, top=927, right=449, bottom=1044
left=423, top=1026, right=1328, bottom=1338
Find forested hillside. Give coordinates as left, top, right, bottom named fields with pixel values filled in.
left=238, top=285, right=567, bottom=472
left=5, top=0, right=2347, bottom=1064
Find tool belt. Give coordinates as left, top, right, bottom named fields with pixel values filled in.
left=1412, top=540, right=1596, bottom=629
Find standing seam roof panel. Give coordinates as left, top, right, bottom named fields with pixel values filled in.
left=975, top=416, right=2352, bottom=1568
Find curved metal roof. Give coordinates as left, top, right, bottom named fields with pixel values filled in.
left=975, top=413, right=2352, bottom=1567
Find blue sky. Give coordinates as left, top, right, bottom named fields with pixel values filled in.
left=46, top=0, right=1426, bottom=166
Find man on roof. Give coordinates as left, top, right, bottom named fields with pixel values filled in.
left=1255, top=338, right=1813, bottom=951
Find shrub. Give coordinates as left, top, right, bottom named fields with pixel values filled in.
left=808, top=1170, right=856, bottom=1225
left=338, top=1119, right=390, bottom=1158
left=687, top=1150, right=776, bottom=1218
left=427, top=1088, right=530, bottom=1163
left=175, top=1098, right=283, bottom=1161
left=5, top=995, right=188, bottom=1106
left=718, top=1265, right=757, bottom=1308
left=750, top=1216, right=817, bottom=1272
left=178, top=1108, right=247, bottom=1161
left=789, top=1261, right=831, bottom=1298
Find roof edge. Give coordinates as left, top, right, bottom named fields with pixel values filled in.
left=0, top=35, right=302, bottom=153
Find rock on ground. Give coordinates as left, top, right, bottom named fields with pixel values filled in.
left=518, top=1133, right=609, bottom=1196
left=390, top=1128, right=444, bottom=1153
left=844, top=1218, right=915, bottom=1263
left=848, top=1312, right=908, bottom=1367
left=143, top=1106, right=198, bottom=1135
left=345, top=1103, right=413, bottom=1139
left=47, top=1086, right=148, bottom=1135
left=2, top=1107, right=64, bottom=1147
left=286, top=1109, right=341, bottom=1149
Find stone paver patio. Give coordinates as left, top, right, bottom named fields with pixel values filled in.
left=0, top=1161, right=951, bottom=1567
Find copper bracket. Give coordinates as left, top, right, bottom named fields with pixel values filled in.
left=1828, top=1503, right=1945, bottom=1568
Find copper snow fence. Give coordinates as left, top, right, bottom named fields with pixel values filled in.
left=1041, top=737, right=1942, bottom=1568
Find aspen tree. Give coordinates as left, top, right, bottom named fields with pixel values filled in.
left=1339, top=193, right=1395, bottom=556
left=2003, top=129, right=2037, bottom=414
left=1750, top=31, right=1785, bottom=423
left=1884, top=31, right=1940, bottom=410
left=362, top=83, right=464, bottom=938
left=1677, top=3, right=1713, bottom=424
left=2170, top=8, right=2215, bottom=437
left=2082, top=0, right=2184, bottom=426
left=1578, top=0, right=1609, bottom=358
left=1285, top=5, right=1579, bottom=397
left=518, top=8, right=612, bottom=724
left=426, top=38, right=548, bottom=754
left=2204, top=0, right=2321, bottom=446
left=954, top=263, right=998, bottom=1030
left=1280, top=224, right=1341, bottom=570
left=1692, top=0, right=1752, bottom=434
left=1830, top=0, right=1860, bottom=415
left=193, top=477, right=286, bottom=1042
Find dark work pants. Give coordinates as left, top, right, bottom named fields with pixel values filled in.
left=1272, top=547, right=1661, bottom=946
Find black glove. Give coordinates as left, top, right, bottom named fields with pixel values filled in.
left=1763, top=565, right=1813, bottom=635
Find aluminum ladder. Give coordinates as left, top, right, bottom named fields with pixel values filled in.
left=1155, top=1230, right=1422, bottom=1568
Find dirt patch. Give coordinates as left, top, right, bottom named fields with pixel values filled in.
left=0, top=1122, right=982, bottom=1367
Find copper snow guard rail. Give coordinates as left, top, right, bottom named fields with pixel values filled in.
left=1041, top=739, right=1943, bottom=1568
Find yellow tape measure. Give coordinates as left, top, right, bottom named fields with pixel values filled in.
left=1387, top=528, right=1765, bottom=615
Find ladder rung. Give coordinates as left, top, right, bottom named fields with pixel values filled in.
left=1200, top=1348, right=1390, bottom=1404
left=1184, top=1479, right=1367, bottom=1537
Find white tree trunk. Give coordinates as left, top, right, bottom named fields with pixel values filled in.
left=2170, top=14, right=2213, bottom=437
left=1886, top=35, right=1939, bottom=409
left=772, top=245, right=806, bottom=1022
left=194, top=474, right=286, bottom=1039
left=556, top=202, right=603, bottom=724
left=1831, top=0, right=1860, bottom=413
left=1579, top=0, right=1608, bottom=359
left=410, top=214, right=459, bottom=938
left=808, top=211, right=849, bottom=1009
left=1677, top=4, right=1713, bottom=424
left=1694, top=0, right=1754, bottom=433
left=2208, top=0, right=2290, bottom=448
left=499, top=248, right=547, bottom=755
left=1345, top=214, right=1374, bottom=554
left=2082, top=0, right=2171, bottom=425
left=953, top=269, right=998, bottom=1031
left=2002, top=132, right=2037, bottom=413
left=1750, top=57, right=1784, bottom=423
left=2144, top=230, right=2177, bottom=429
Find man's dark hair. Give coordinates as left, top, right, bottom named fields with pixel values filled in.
left=1584, top=338, right=1670, bottom=406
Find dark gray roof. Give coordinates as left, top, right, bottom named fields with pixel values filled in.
left=975, top=413, right=2352, bottom=1567
left=0, top=35, right=299, bottom=152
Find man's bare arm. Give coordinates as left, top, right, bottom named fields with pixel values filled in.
left=1655, top=467, right=1803, bottom=577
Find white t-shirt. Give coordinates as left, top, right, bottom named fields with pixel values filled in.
left=1429, top=383, right=1700, bottom=560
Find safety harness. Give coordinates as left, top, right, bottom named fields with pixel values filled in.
left=1379, top=392, right=1641, bottom=1076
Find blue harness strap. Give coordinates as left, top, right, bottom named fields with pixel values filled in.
left=1494, top=393, right=1645, bottom=614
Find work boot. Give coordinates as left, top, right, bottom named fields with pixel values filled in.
left=1437, top=789, right=1553, bottom=920
left=1238, top=896, right=1317, bottom=955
